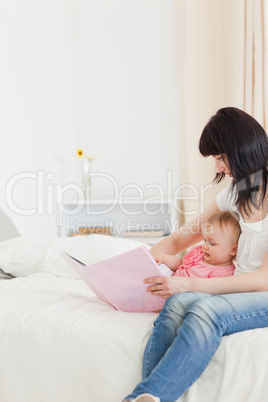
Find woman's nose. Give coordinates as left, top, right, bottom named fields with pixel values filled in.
left=215, top=159, right=226, bottom=173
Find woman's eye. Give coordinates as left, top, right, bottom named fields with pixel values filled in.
left=210, top=243, right=216, bottom=246
left=217, top=156, right=223, bottom=160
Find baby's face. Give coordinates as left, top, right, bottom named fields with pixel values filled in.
left=202, top=222, right=237, bottom=266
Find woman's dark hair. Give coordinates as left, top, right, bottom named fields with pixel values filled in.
left=199, top=107, right=268, bottom=214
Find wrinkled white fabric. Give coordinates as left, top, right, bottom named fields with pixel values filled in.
left=1, top=273, right=268, bottom=402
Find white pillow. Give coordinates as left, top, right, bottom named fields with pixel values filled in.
left=0, top=235, right=148, bottom=278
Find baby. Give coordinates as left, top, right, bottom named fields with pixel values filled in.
left=155, top=211, right=241, bottom=278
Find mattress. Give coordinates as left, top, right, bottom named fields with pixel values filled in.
left=0, top=235, right=267, bottom=402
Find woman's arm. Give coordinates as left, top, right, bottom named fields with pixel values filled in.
left=150, top=201, right=220, bottom=257
left=145, top=251, right=268, bottom=296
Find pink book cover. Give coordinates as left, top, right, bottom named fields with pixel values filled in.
left=60, top=246, right=173, bottom=313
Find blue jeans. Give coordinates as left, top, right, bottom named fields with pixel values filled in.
left=124, top=292, right=268, bottom=402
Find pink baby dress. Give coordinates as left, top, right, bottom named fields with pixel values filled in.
left=173, top=245, right=235, bottom=278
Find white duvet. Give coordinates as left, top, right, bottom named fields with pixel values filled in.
left=0, top=235, right=268, bottom=402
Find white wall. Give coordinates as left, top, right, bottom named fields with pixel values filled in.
left=0, top=0, right=180, bottom=236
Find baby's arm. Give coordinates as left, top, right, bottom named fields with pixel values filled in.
left=155, top=254, right=182, bottom=271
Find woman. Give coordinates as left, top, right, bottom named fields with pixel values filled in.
left=123, top=107, right=268, bottom=402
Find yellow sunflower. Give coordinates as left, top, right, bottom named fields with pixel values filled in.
left=77, top=149, right=83, bottom=158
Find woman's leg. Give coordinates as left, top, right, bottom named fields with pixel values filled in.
left=124, top=291, right=268, bottom=402
left=142, top=292, right=210, bottom=380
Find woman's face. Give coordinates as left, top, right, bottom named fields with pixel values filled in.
left=213, top=155, right=232, bottom=177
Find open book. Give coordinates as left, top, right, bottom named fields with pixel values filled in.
left=60, top=245, right=173, bottom=312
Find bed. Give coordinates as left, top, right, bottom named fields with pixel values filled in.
left=0, top=210, right=268, bottom=402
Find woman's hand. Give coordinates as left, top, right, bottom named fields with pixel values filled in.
left=144, top=276, right=191, bottom=298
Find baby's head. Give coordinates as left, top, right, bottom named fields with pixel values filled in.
left=202, top=211, right=241, bottom=266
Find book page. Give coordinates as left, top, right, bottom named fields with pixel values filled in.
left=158, top=263, right=174, bottom=277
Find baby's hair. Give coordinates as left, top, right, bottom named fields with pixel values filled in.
left=204, top=211, right=241, bottom=244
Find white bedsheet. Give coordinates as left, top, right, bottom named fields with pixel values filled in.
left=1, top=273, right=268, bottom=402
left=0, top=273, right=155, bottom=402
left=0, top=235, right=268, bottom=402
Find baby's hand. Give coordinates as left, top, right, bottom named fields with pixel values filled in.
left=155, top=254, right=168, bottom=265
left=155, top=254, right=182, bottom=271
